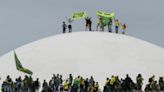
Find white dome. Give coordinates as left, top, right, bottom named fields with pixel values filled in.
left=0, top=32, right=164, bottom=88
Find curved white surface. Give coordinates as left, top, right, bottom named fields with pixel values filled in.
left=0, top=32, right=164, bottom=88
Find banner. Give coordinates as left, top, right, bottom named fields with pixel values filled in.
left=96, top=11, right=104, bottom=17
left=72, top=12, right=87, bottom=20
left=14, top=51, right=33, bottom=75
left=96, top=11, right=115, bottom=18
left=96, top=11, right=115, bottom=26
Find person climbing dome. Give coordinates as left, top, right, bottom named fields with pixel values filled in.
left=62, top=21, right=67, bottom=33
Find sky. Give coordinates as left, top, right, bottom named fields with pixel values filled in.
left=0, top=0, right=164, bottom=56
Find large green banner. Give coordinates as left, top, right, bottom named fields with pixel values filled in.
left=96, top=11, right=115, bottom=26
left=72, top=12, right=87, bottom=20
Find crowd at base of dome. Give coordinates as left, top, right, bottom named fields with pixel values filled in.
left=1, top=74, right=164, bottom=92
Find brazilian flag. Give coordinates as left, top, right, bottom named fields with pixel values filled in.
left=72, top=12, right=87, bottom=20
left=14, top=51, right=33, bottom=75
left=96, top=11, right=115, bottom=26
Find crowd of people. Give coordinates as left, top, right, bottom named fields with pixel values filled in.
left=1, top=74, right=164, bottom=92
left=62, top=16, right=127, bottom=34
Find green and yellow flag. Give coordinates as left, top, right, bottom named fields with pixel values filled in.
left=96, top=11, right=115, bottom=18
left=72, top=12, right=87, bottom=20
left=96, top=11, right=115, bottom=26
left=14, top=51, right=33, bottom=75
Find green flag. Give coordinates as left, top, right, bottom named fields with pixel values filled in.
left=72, top=12, right=87, bottom=20
left=14, top=51, right=33, bottom=75
left=96, top=11, right=115, bottom=18
left=96, top=11, right=104, bottom=17
left=96, top=11, right=115, bottom=26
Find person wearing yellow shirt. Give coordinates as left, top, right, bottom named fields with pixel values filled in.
left=110, top=76, right=116, bottom=85
left=105, top=78, right=110, bottom=86
left=110, top=76, right=116, bottom=91
left=121, top=23, right=127, bottom=34
left=63, top=80, right=69, bottom=91
left=114, top=19, right=120, bottom=33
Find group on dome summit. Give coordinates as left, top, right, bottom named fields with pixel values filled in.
left=62, top=11, right=126, bottom=34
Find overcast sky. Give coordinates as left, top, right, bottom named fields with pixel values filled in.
left=0, top=0, right=164, bottom=56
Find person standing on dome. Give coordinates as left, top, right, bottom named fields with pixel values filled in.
left=107, top=18, right=113, bottom=32
left=62, top=21, right=67, bottom=33
left=121, top=23, right=127, bottom=34
left=96, top=17, right=104, bottom=32
left=114, top=18, right=120, bottom=33
left=66, top=17, right=74, bottom=33
left=85, top=17, right=92, bottom=31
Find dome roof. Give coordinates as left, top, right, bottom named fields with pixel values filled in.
left=0, top=32, right=164, bottom=87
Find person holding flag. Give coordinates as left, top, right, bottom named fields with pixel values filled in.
left=66, top=17, right=74, bottom=33
left=96, top=16, right=104, bottom=32
left=85, top=17, right=92, bottom=31
left=96, top=11, right=115, bottom=32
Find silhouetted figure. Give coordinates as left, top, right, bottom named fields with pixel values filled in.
left=34, top=78, right=40, bottom=92
left=124, top=74, right=133, bottom=91
left=23, top=75, right=30, bottom=92
left=85, top=17, right=92, bottom=31
left=136, top=74, right=144, bottom=91
left=62, top=21, right=67, bottom=33
left=159, top=77, right=164, bottom=91
left=68, top=74, right=73, bottom=89
left=68, top=25, right=72, bottom=33
left=42, top=80, right=48, bottom=92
